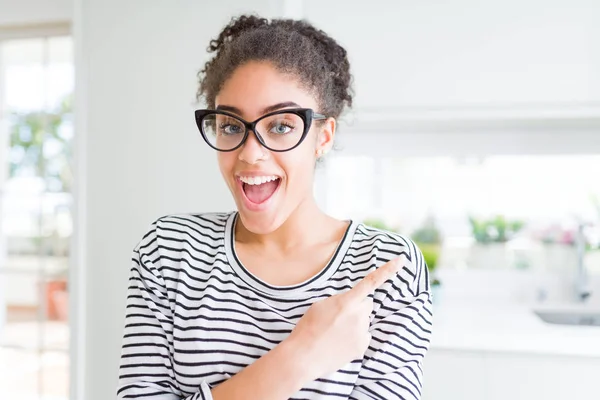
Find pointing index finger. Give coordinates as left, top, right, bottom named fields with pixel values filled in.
left=346, top=258, right=401, bottom=303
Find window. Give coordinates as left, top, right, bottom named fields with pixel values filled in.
left=320, top=153, right=600, bottom=274
left=0, top=34, right=73, bottom=400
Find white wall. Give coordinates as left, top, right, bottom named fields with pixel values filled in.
left=0, top=0, right=71, bottom=25
left=76, top=1, right=285, bottom=399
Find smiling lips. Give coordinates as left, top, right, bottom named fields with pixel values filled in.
left=237, top=174, right=281, bottom=206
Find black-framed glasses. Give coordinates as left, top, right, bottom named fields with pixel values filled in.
left=194, top=108, right=327, bottom=152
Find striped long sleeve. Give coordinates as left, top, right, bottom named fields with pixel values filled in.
left=115, top=212, right=432, bottom=399
left=349, top=235, right=433, bottom=400
left=116, top=224, right=214, bottom=400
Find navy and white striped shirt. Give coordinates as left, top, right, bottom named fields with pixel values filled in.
left=117, top=212, right=432, bottom=399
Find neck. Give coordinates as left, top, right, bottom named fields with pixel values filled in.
left=236, top=195, right=334, bottom=251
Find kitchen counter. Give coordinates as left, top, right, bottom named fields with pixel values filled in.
left=430, top=301, right=600, bottom=358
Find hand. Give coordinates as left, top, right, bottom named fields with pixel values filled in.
left=286, top=257, right=401, bottom=382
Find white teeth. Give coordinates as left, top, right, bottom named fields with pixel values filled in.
left=239, top=175, right=279, bottom=185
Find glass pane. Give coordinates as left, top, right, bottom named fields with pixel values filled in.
left=41, top=350, right=69, bottom=399
left=48, top=36, right=74, bottom=112
left=4, top=37, right=74, bottom=188
left=2, top=193, right=72, bottom=273
left=0, top=271, right=41, bottom=348
left=323, top=154, right=600, bottom=272
left=0, top=349, right=68, bottom=399
left=2, top=38, right=45, bottom=111
left=0, top=348, right=42, bottom=399
left=0, top=270, right=69, bottom=351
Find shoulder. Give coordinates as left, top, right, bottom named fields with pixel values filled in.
left=352, top=223, right=429, bottom=293
left=134, top=211, right=234, bottom=255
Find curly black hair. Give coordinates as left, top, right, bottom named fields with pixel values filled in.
left=197, top=15, right=353, bottom=120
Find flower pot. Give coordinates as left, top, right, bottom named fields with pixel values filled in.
left=468, top=243, right=509, bottom=269
left=52, top=290, right=69, bottom=321
left=542, top=244, right=578, bottom=272
left=44, top=279, right=68, bottom=321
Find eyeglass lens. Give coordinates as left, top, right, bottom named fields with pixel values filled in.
left=201, top=112, right=305, bottom=151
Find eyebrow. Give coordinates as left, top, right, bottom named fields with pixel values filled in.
left=216, top=101, right=302, bottom=117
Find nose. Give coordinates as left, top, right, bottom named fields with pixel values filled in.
left=238, top=130, right=268, bottom=164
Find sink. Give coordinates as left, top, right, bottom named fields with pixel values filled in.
left=534, top=309, right=600, bottom=327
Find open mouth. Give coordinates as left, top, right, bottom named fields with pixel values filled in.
left=238, top=176, right=281, bottom=205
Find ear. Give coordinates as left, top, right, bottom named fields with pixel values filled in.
left=315, top=117, right=336, bottom=156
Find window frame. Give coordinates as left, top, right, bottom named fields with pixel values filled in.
left=0, top=21, right=74, bottom=400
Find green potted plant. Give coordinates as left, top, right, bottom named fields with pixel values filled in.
left=411, top=216, right=443, bottom=300
left=468, top=215, right=525, bottom=269
left=363, top=217, right=443, bottom=300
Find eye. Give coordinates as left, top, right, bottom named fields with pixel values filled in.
left=269, top=122, right=295, bottom=135
left=219, top=120, right=244, bottom=135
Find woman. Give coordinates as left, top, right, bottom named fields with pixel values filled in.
left=117, top=15, right=432, bottom=400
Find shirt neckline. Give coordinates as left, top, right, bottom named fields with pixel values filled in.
left=224, top=212, right=358, bottom=297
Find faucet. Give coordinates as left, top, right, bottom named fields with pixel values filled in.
left=575, top=222, right=591, bottom=302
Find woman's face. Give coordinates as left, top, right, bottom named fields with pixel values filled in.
left=215, top=61, right=334, bottom=235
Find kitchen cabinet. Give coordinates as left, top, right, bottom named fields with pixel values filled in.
left=486, top=353, right=597, bottom=400
left=423, top=349, right=599, bottom=400
left=304, top=0, right=600, bottom=114
left=423, top=350, right=486, bottom=400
